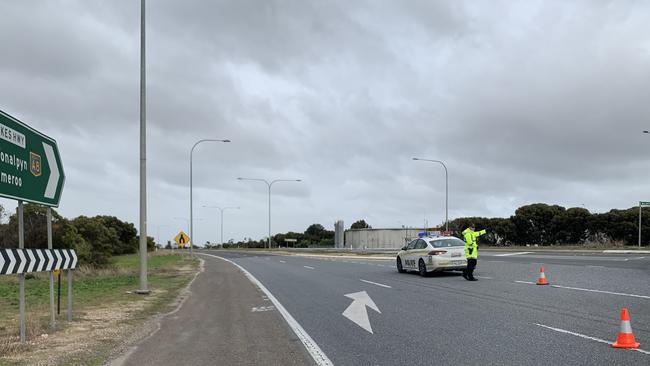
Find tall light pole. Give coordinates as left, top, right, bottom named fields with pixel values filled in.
left=174, top=217, right=203, bottom=233
left=203, top=206, right=240, bottom=245
left=640, top=131, right=649, bottom=247
left=156, top=224, right=170, bottom=248
left=237, top=178, right=302, bottom=249
left=189, top=139, right=230, bottom=257
left=413, top=157, right=449, bottom=232
left=137, top=0, right=149, bottom=295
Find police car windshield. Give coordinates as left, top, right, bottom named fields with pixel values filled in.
left=429, top=238, right=464, bottom=248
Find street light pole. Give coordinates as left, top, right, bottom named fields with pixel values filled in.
left=137, top=0, right=149, bottom=295
left=237, top=178, right=302, bottom=249
left=203, top=206, right=240, bottom=246
left=413, top=158, right=449, bottom=233
left=156, top=224, right=170, bottom=248
left=189, top=139, right=230, bottom=257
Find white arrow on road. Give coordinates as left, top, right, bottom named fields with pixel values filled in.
left=342, top=291, right=381, bottom=334
left=43, top=142, right=60, bottom=199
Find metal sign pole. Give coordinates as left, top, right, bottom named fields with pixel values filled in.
left=47, top=208, right=55, bottom=329
left=639, top=202, right=642, bottom=248
left=18, top=201, right=25, bottom=343
left=67, top=269, right=73, bottom=321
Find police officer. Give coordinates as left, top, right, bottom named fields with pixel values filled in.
left=462, top=224, right=486, bottom=281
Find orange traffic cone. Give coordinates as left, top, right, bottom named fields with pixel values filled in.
left=612, top=308, right=640, bottom=349
left=536, top=266, right=549, bottom=285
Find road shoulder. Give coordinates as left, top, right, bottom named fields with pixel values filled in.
left=113, top=253, right=314, bottom=366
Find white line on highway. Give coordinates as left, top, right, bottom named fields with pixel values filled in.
left=515, top=281, right=650, bottom=299
left=279, top=260, right=286, bottom=263
left=477, top=276, right=493, bottom=280
left=534, top=323, right=650, bottom=355
left=493, top=252, right=532, bottom=257
left=551, top=284, right=650, bottom=299
left=304, top=266, right=315, bottom=270
left=360, top=279, right=392, bottom=288
left=630, top=257, right=646, bottom=260
left=200, top=254, right=333, bottom=366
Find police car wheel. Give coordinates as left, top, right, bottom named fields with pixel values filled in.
left=396, top=257, right=405, bottom=273
left=418, top=259, right=428, bottom=277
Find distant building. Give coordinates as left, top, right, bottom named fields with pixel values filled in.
left=334, top=220, right=345, bottom=248
left=344, top=228, right=441, bottom=249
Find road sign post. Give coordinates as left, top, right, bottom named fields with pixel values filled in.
left=0, top=109, right=65, bottom=343
left=18, top=201, right=25, bottom=343
left=48, top=207, right=55, bottom=329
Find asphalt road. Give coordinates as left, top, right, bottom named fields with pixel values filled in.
left=199, top=250, right=649, bottom=366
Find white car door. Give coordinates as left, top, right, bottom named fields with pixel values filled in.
left=403, top=239, right=418, bottom=269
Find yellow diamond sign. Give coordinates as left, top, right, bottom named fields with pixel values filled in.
left=174, top=231, right=190, bottom=248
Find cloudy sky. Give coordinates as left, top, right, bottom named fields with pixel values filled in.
left=1, top=0, right=650, bottom=245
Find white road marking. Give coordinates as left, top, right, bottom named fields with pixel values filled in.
left=200, top=254, right=333, bottom=366
left=551, top=284, right=650, bottom=300
left=251, top=305, right=275, bottom=312
left=515, top=281, right=650, bottom=299
left=630, top=257, right=646, bottom=260
left=477, top=276, right=493, bottom=280
left=279, top=260, right=286, bottom=263
left=360, top=279, right=392, bottom=288
left=304, top=266, right=315, bottom=270
left=342, top=291, right=381, bottom=334
left=493, top=252, right=532, bottom=257
left=535, top=323, right=650, bottom=355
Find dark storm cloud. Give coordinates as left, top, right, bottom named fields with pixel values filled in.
left=1, top=0, right=649, bottom=243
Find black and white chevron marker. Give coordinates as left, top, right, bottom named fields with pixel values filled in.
left=0, top=249, right=77, bottom=275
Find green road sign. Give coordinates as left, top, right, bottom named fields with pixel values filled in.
left=641, top=201, right=650, bottom=207
left=0, top=110, right=65, bottom=206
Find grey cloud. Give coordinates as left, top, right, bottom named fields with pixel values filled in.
left=1, top=1, right=649, bottom=244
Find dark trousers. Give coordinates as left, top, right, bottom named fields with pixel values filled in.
left=464, top=258, right=477, bottom=279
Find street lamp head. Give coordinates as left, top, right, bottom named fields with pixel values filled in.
left=644, top=131, right=649, bottom=134
left=412, top=157, right=420, bottom=161
left=296, top=179, right=303, bottom=182
left=237, top=177, right=243, bottom=180
left=222, top=139, right=231, bottom=142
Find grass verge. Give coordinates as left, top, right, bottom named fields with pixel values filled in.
left=0, top=251, right=198, bottom=366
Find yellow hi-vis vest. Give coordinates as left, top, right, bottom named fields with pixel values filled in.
left=463, top=228, right=486, bottom=259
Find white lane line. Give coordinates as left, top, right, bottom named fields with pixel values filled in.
left=493, top=252, right=532, bottom=257
left=477, top=276, right=493, bottom=280
left=534, top=323, right=650, bottom=355
left=377, top=264, right=386, bottom=267
left=304, top=266, right=315, bottom=270
left=551, top=284, right=650, bottom=300
left=200, top=254, right=333, bottom=366
left=360, top=279, right=392, bottom=288
left=279, top=260, right=286, bottom=263
left=630, top=257, right=646, bottom=260
left=515, top=281, right=650, bottom=299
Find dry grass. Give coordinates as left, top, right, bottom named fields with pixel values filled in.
left=0, top=252, right=198, bottom=366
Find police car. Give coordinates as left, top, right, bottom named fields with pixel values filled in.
left=396, top=236, right=467, bottom=276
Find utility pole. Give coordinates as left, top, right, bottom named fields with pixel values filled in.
left=136, top=0, right=149, bottom=295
